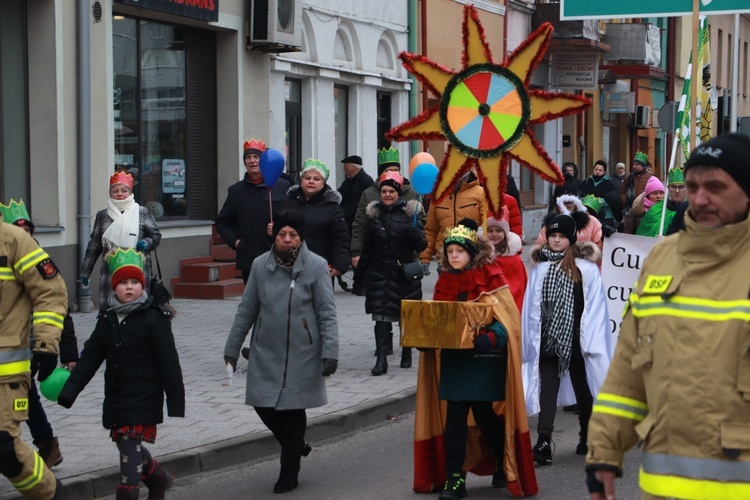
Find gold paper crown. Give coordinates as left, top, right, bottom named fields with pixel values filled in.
left=107, top=248, right=144, bottom=275
left=443, top=224, right=478, bottom=247
left=244, top=138, right=267, bottom=154
left=110, top=171, right=134, bottom=189
left=377, top=147, right=400, bottom=165
left=0, top=199, right=31, bottom=225
left=301, top=158, right=330, bottom=180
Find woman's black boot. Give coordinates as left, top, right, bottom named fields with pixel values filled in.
left=371, top=322, right=389, bottom=375
left=400, top=348, right=412, bottom=368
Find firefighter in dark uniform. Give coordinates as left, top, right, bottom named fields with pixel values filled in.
left=0, top=218, right=67, bottom=499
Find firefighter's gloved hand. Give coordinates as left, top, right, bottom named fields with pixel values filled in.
left=32, top=352, right=58, bottom=382
left=136, top=240, right=149, bottom=251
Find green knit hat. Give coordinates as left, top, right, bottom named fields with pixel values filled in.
left=633, top=151, right=649, bottom=166
left=300, top=158, right=330, bottom=181
left=582, top=194, right=604, bottom=215
left=667, top=167, right=685, bottom=185
left=0, top=199, right=31, bottom=225
left=108, top=248, right=145, bottom=289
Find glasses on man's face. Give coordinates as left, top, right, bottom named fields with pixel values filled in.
left=668, top=184, right=686, bottom=191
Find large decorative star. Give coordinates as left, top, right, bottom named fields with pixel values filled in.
left=386, top=5, right=592, bottom=215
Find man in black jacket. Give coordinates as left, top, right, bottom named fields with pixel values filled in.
left=337, top=155, right=374, bottom=232
left=215, top=139, right=291, bottom=283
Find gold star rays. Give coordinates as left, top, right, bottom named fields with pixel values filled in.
left=386, top=5, right=592, bottom=215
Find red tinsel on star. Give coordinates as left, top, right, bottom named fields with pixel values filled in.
left=461, top=5, right=494, bottom=70
left=528, top=90, right=592, bottom=125
left=503, top=22, right=553, bottom=87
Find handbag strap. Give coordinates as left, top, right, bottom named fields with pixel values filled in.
left=152, top=246, right=164, bottom=280
left=381, top=219, right=416, bottom=264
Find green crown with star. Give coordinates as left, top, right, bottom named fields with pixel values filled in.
left=634, top=151, right=649, bottom=165
left=582, top=194, right=604, bottom=214
left=667, top=167, right=685, bottom=185
left=0, top=199, right=31, bottom=225
left=301, top=158, right=330, bottom=181
left=443, top=224, right=478, bottom=247
left=377, top=147, right=400, bottom=166
left=107, top=248, right=143, bottom=276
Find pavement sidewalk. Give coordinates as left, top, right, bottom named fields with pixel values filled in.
left=0, top=269, right=440, bottom=500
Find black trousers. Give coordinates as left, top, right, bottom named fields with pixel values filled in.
left=443, top=400, right=505, bottom=474
left=536, top=343, right=593, bottom=439
left=254, top=407, right=307, bottom=468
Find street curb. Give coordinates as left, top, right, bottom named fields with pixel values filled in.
left=1, top=388, right=416, bottom=500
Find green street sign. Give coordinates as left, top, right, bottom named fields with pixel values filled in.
left=561, top=0, right=750, bottom=20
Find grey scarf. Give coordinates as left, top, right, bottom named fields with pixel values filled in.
left=107, top=291, right=149, bottom=319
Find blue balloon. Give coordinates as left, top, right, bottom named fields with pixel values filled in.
left=259, top=148, right=285, bottom=188
left=411, top=163, right=439, bottom=195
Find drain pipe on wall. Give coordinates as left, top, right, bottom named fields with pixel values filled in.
left=408, top=0, right=418, bottom=159
left=77, top=0, right=92, bottom=312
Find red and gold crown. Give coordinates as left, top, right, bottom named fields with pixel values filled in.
left=110, top=171, right=134, bottom=189
left=243, top=138, right=267, bottom=156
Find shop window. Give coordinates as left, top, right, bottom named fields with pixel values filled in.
left=377, top=91, right=392, bottom=149
left=112, top=16, right=216, bottom=220
left=0, top=0, right=29, bottom=202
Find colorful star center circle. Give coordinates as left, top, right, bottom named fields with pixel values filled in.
left=440, top=64, right=530, bottom=158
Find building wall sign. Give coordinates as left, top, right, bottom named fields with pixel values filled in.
left=603, top=92, right=635, bottom=113
left=561, top=0, right=750, bottom=20
left=115, top=0, right=219, bottom=22
left=552, top=53, right=598, bottom=89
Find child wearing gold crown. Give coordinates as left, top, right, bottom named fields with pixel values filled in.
left=413, top=218, right=537, bottom=498
left=58, top=249, right=184, bottom=500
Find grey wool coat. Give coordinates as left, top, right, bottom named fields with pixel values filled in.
left=224, top=242, right=339, bottom=410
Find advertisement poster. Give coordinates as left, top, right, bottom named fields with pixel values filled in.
left=162, top=159, right=185, bottom=194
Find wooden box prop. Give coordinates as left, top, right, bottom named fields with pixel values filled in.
left=400, top=300, right=494, bottom=349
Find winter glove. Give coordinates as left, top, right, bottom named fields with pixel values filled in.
left=32, top=352, right=58, bottom=382
left=57, top=393, right=73, bottom=409
left=488, top=321, right=508, bottom=348
left=405, top=226, right=423, bottom=243
left=224, top=355, right=237, bottom=372
left=601, top=224, right=618, bottom=238
left=79, top=275, right=90, bottom=287
left=136, top=240, right=148, bottom=251
left=421, top=262, right=431, bottom=276
left=321, top=358, right=338, bottom=377
left=473, top=332, right=496, bottom=354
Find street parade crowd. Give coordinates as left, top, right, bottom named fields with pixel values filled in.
left=2, top=132, right=750, bottom=499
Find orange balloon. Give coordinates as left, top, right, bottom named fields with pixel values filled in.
left=409, top=152, right=436, bottom=175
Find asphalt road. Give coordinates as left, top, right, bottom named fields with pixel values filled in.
left=102, top=409, right=642, bottom=499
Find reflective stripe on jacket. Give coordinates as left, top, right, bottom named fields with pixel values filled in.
left=586, top=214, right=750, bottom=496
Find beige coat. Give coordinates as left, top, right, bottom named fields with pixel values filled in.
left=586, top=214, right=750, bottom=497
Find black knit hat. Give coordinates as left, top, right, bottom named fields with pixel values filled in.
left=272, top=210, right=305, bottom=241
left=684, top=133, right=750, bottom=197
left=546, top=214, right=577, bottom=244
left=443, top=218, right=480, bottom=257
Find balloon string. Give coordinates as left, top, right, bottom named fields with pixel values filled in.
left=413, top=194, right=420, bottom=227
left=268, top=187, right=273, bottom=222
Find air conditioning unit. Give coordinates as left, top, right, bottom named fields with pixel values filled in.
left=248, top=0, right=302, bottom=53
left=634, top=105, right=651, bottom=129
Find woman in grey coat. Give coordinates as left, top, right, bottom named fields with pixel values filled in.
left=224, top=210, right=339, bottom=494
